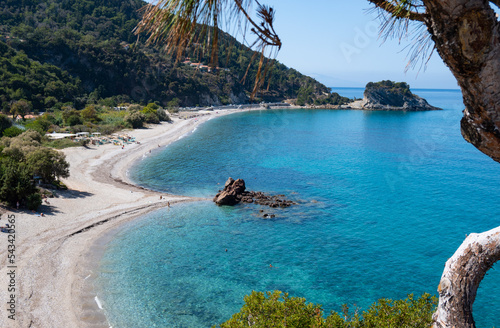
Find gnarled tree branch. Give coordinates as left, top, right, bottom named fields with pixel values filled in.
left=422, top=0, right=500, bottom=162
left=432, top=226, right=500, bottom=327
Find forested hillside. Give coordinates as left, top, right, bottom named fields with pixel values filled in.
left=0, top=0, right=343, bottom=111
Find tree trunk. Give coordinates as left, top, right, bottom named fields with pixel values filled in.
left=423, top=0, right=500, bottom=162
left=432, top=226, right=500, bottom=327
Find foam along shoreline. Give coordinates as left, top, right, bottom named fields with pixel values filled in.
left=0, top=107, right=265, bottom=328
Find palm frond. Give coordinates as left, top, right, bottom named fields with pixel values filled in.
left=369, top=0, right=433, bottom=72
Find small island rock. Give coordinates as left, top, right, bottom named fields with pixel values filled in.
left=346, top=80, right=441, bottom=111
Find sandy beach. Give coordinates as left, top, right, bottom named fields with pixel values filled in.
left=0, top=109, right=252, bottom=328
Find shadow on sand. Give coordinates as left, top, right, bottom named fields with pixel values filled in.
left=58, top=189, right=93, bottom=199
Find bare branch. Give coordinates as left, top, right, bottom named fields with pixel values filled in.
left=433, top=226, right=500, bottom=327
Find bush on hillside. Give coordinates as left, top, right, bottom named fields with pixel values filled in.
left=3, top=126, right=24, bottom=137
left=125, top=111, right=146, bottom=128
left=156, top=108, right=170, bottom=122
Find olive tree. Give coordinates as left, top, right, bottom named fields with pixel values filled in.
left=10, top=99, right=32, bottom=119
left=26, top=148, right=70, bottom=183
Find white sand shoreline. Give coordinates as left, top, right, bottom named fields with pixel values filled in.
left=0, top=108, right=263, bottom=328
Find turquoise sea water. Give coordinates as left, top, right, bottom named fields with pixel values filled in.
left=97, top=88, right=500, bottom=327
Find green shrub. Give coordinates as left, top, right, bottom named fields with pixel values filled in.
left=3, top=126, right=24, bottom=137
left=360, top=294, right=437, bottom=328
left=0, top=114, right=12, bottom=135
left=215, top=291, right=437, bottom=328
left=0, top=161, right=37, bottom=206
left=62, top=108, right=82, bottom=126
left=142, top=102, right=159, bottom=115
left=81, top=105, right=101, bottom=123
left=217, top=291, right=323, bottom=328
left=100, top=110, right=127, bottom=126
left=95, top=124, right=123, bottom=135
left=128, top=104, right=143, bottom=112
left=145, top=112, right=160, bottom=124
left=146, top=102, right=160, bottom=110
left=43, top=138, right=81, bottom=149
left=51, top=180, right=68, bottom=190
left=166, top=98, right=180, bottom=108
left=26, top=192, right=42, bottom=210
left=156, top=108, right=170, bottom=122
left=66, top=114, right=82, bottom=126
left=125, top=111, right=146, bottom=128
left=69, top=124, right=90, bottom=133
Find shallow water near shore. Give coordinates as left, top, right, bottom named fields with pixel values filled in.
left=97, top=88, right=500, bottom=327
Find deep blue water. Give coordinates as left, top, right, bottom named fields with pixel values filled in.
left=97, top=88, right=500, bottom=327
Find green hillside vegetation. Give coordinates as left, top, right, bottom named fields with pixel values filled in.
left=296, top=84, right=350, bottom=106
left=0, top=0, right=346, bottom=112
left=365, top=80, right=412, bottom=97
left=19, top=102, right=170, bottom=136
left=0, top=41, right=81, bottom=114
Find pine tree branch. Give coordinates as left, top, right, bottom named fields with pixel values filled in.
left=368, top=0, right=425, bottom=22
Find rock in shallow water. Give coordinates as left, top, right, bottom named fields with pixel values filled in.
left=213, top=178, right=296, bottom=208
left=213, top=178, right=246, bottom=206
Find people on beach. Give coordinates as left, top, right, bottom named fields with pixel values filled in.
left=160, top=195, right=162, bottom=200
left=16, top=201, right=19, bottom=209
left=1, top=224, right=11, bottom=233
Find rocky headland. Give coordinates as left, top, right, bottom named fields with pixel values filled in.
left=345, top=80, right=441, bottom=111
left=213, top=177, right=296, bottom=208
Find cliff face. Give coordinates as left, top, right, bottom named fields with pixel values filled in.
left=361, top=81, right=440, bottom=111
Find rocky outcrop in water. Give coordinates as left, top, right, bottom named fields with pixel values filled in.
left=213, top=178, right=296, bottom=208
left=359, top=80, right=440, bottom=111
left=213, top=178, right=246, bottom=206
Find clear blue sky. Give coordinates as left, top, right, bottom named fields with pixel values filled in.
left=252, top=0, right=458, bottom=89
